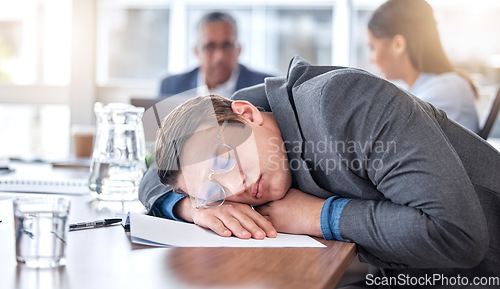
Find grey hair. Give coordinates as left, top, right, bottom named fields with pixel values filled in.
left=197, top=11, right=238, bottom=40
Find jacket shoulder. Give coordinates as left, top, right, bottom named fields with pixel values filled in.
left=237, top=64, right=275, bottom=89
left=160, top=68, right=198, bottom=95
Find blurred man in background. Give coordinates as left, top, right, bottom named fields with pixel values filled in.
left=159, top=11, right=274, bottom=98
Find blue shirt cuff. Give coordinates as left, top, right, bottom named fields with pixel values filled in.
left=320, top=196, right=351, bottom=241
left=159, top=192, right=186, bottom=222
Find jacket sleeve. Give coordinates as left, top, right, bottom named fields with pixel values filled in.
left=159, top=76, right=170, bottom=97
left=139, top=165, right=185, bottom=219
left=314, top=69, right=488, bottom=269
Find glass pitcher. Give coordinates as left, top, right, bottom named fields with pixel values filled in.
left=88, top=102, right=146, bottom=201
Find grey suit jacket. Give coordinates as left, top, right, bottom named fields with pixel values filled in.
left=234, top=56, right=499, bottom=286
left=140, top=56, right=499, bottom=287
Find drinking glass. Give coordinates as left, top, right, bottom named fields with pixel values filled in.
left=13, top=197, right=71, bottom=268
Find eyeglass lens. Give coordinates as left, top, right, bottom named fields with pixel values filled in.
left=195, top=142, right=237, bottom=208
left=202, top=42, right=237, bottom=53
left=196, top=180, right=225, bottom=208
left=211, top=143, right=236, bottom=172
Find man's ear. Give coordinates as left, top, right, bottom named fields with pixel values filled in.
left=194, top=45, right=200, bottom=59
left=392, top=34, right=407, bottom=57
left=231, top=101, right=263, bottom=125
left=235, top=43, right=242, bottom=58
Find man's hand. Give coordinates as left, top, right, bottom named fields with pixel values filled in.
left=174, top=197, right=277, bottom=240
left=256, top=188, right=325, bottom=237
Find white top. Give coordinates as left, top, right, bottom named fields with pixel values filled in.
left=196, top=66, right=240, bottom=99
left=409, top=72, right=479, bottom=133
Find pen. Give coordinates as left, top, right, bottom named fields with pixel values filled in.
left=0, top=167, right=15, bottom=175
left=69, top=218, right=122, bottom=231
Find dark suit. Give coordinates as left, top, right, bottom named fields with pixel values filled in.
left=158, top=64, right=274, bottom=97
left=142, top=56, right=499, bottom=288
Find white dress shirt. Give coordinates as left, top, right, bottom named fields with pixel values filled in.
left=196, top=67, right=240, bottom=99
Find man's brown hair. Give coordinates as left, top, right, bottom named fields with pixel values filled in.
left=155, top=94, right=242, bottom=190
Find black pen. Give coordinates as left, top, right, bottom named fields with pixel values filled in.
left=69, top=218, right=122, bottom=231
left=0, top=167, right=15, bottom=175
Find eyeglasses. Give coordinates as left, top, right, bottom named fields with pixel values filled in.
left=192, top=120, right=239, bottom=209
left=199, top=41, right=238, bottom=54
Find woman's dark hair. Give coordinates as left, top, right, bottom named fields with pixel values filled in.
left=368, top=0, right=477, bottom=97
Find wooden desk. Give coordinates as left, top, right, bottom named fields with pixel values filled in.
left=0, top=193, right=356, bottom=289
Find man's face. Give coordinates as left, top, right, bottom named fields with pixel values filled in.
left=177, top=112, right=292, bottom=208
left=195, top=21, right=241, bottom=89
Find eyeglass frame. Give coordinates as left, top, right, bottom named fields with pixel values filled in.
left=177, top=120, right=244, bottom=209
left=198, top=41, right=240, bottom=54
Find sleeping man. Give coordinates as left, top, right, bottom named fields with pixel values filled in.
left=140, top=56, right=499, bottom=288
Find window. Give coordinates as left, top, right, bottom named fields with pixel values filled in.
left=0, top=21, right=23, bottom=83
left=434, top=4, right=500, bottom=86
left=0, top=0, right=71, bottom=159
left=96, top=3, right=169, bottom=83
left=0, top=0, right=71, bottom=85
left=265, top=7, right=333, bottom=74
left=96, top=2, right=336, bottom=81
left=0, top=104, right=70, bottom=159
left=350, top=8, right=376, bottom=73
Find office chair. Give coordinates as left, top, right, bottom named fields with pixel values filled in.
left=479, top=87, right=500, bottom=140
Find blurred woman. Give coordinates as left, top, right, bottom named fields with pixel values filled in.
left=367, top=0, right=479, bottom=133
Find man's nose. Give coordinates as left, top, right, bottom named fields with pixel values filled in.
left=212, top=48, right=227, bottom=62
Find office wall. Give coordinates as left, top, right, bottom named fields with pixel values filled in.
left=1, top=0, right=499, bottom=157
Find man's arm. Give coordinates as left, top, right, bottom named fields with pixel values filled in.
left=139, top=166, right=185, bottom=219
left=138, top=166, right=277, bottom=239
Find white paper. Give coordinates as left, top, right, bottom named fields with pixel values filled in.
left=128, top=213, right=326, bottom=248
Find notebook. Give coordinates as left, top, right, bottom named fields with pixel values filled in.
left=0, top=162, right=90, bottom=195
